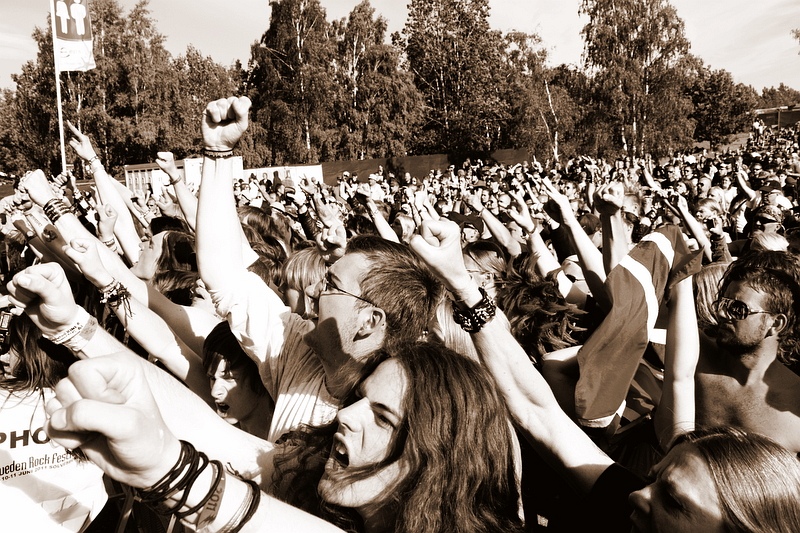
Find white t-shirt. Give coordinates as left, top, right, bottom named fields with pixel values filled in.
left=211, top=271, right=339, bottom=443
left=0, top=389, right=107, bottom=532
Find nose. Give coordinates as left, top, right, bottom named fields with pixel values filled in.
left=305, top=279, right=322, bottom=301
left=210, top=378, right=227, bottom=400
left=337, top=397, right=368, bottom=432
left=628, top=485, right=652, bottom=517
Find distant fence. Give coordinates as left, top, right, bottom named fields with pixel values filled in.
left=755, top=106, right=800, bottom=128
left=319, top=148, right=529, bottom=186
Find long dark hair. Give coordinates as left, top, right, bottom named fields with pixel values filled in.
left=0, top=313, right=75, bottom=395
left=273, top=342, right=523, bottom=533
left=497, top=254, right=585, bottom=366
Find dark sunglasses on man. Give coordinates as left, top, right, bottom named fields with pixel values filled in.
left=713, top=297, right=771, bottom=321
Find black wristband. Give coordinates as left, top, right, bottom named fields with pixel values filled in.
left=452, top=287, right=497, bottom=333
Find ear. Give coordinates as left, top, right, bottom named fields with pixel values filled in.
left=767, top=313, right=788, bottom=337
left=355, top=306, right=387, bottom=340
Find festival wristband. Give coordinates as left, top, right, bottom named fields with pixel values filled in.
left=43, top=307, right=92, bottom=346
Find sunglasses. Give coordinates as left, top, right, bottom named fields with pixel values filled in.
left=754, top=217, right=778, bottom=226
left=713, top=297, right=771, bottom=321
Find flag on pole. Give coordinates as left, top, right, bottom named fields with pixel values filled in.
left=574, top=225, right=703, bottom=429
left=51, top=0, right=96, bottom=72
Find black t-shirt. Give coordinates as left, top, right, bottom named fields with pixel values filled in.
left=579, top=463, right=647, bottom=531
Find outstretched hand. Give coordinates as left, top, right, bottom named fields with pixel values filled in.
left=95, top=203, right=118, bottom=240
left=155, top=152, right=180, bottom=181
left=316, top=224, right=347, bottom=264
left=45, top=353, right=182, bottom=489
left=539, top=177, right=576, bottom=225
left=201, top=97, right=251, bottom=151
left=63, top=238, right=112, bottom=287
left=66, top=121, right=98, bottom=162
left=506, top=189, right=536, bottom=234
left=6, top=263, right=79, bottom=337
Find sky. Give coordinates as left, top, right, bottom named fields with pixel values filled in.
left=1, top=0, right=799, bottom=92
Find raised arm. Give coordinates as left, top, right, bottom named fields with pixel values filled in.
left=44, top=352, right=344, bottom=532
left=157, top=151, right=198, bottom=231
left=540, top=179, right=608, bottom=308
left=63, top=237, right=209, bottom=397
left=196, top=97, right=250, bottom=293
left=365, top=194, right=400, bottom=243
left=504, top=189, right=574, bottom=299
left=734, top=164, right=756, bottom=202
left=465, top=191, right=522, bottom=258
left=594, top=182, right=630, bottom=274
left=6, top=263, right=279, bottom=490
left=66, top=121, right=141, bottom=263
left=653, top=276, right=698, bottom=451
left=410, top=219, right=614, bottom=495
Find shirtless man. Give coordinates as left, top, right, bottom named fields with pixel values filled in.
left=696, top=251, right=800, bottom=454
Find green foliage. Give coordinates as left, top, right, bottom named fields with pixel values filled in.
left=3, top=0, right=798, bottom=176
left=402, top=0, right=509, bottom=156
left=329, top=1, right=424, bottom=161
left=689, top=65, right=758, bottom=148
left=245, top=0, right=337, bottom=166
left=0, top=0, right=236, bottom=177
left=580, top=0, right=691, bottom=157
left=758, top=83, right=800, bottom=109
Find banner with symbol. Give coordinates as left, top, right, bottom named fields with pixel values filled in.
left=51, top=0, right=96, bottom=71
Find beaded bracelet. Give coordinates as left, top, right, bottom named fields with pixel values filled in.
left=99, top=280, right=133, bottom=317
left=202, top=148, right=234, bottom=159
left=452, top=287, right=497, bottom=333
left=86, top=157, right=103, bottom=176
left=101, top=237, right=117, bottom=249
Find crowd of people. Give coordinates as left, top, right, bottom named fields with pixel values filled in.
left=0, top=95, right=799, bottom=532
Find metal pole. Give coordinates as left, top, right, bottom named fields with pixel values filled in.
left=50, top=0, right=68, bottom=175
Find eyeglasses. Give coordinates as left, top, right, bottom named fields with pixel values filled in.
left=754, top=217, right=778, bottom=226
left=713, top=297, right=771, bottom=321
left=320, top=275, right=375, bottom=307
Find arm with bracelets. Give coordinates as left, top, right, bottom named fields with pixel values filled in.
left=63, top=237, right=209, bottom=399
left=43, top=351, right=344, bottom=532
left=6, top=263, right=278, bottom=489
left=18, top=170, right=218, bottom=358
left=7, top=263, right=342, bottom=531
left=66, top=121, right=142, bottom=264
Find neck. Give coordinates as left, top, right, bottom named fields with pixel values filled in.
left=238, top=393, right=273, bottom=440
left=719, top=343, right=778, bottom=385
left=359, top=505, right=393, bottom=533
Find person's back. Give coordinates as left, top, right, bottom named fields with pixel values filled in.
left=695, top=251, right=800, bottom=453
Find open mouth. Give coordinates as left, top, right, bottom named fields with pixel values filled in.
left=216, top=402, right=230, bottom=417
left=331, top=436, right=350, bottom=468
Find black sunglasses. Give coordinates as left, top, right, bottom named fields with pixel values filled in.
left=713, top=297, right=770, bottom=321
